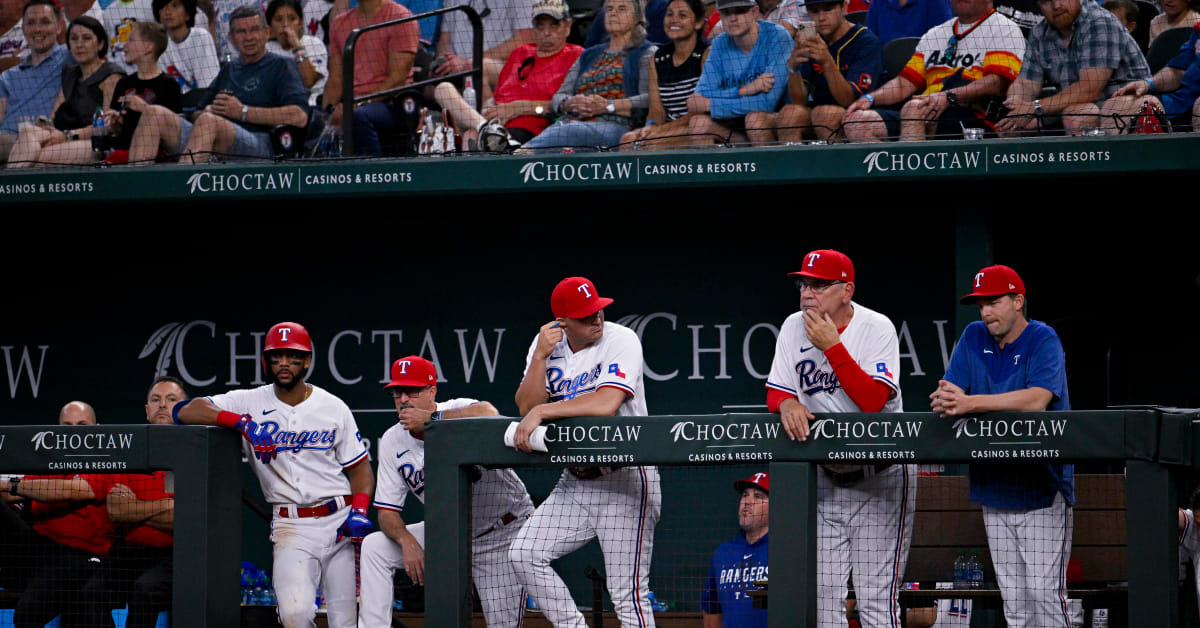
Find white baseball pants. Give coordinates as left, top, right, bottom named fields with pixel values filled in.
left=983, top=492, right=1073, bottom=628
left=270, top=514, right=358, bottom=628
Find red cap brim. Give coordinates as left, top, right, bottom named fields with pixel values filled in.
left=562, top=296, right=613, bottom=320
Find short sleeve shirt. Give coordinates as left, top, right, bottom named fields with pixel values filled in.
left=28, top=473, right=124, bottom=555
left=1163, top=25, right=1200, bottom=117
left=0, top=44, right=69, bottom=134
left=494, top=42, right=583, bottom=134
left=899, top=10, right=1025, bottom=96
left=441, top=0, right=533, bottom=59
left=700, top=531, right=769, bottom=627
left=331, top=0, right=420, bottom=96
left=1020, top=0, right=1150, bottom=100
left=159, top=27, right=220, bottom=93
left=796, top=24, right=883, bottom=105
left=523, top=321, right=648, bottom=416
left=201, top=52, right=311, bottom=132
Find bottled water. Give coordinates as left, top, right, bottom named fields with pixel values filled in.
left=969, top=551, right=983, bottom=588
left=462, top=76, right=476, bottom=110
left=953, top=551, right=967, bottom=589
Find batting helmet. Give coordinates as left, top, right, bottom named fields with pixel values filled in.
left=264, top=322, right=313, bottom=353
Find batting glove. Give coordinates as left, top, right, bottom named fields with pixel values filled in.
left=337, top=494, right=372, bottom=542
left=219, top=411, right=277, bottom=464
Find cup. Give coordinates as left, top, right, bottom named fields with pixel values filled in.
left=1082, top=126, right=1105, bottom=137
left=962, top=127, right=984, bottom=140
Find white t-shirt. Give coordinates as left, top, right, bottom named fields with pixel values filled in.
left=267, top=34, right=327, bottom=106
left=523, top=321, right=648, bottom=417
left=0, top=21, right=27, bottom=61
left=440, top=0, right=532, bottom=60
left=302, top=0, right=335, bottom=42
left=105, top=0, right=209, bottom=72
left=374, top=397, right=533, bottom=538
left=766, top=301, right=903, bottom=413
left=207, top=384, right=368, bottom=506
left=159, top=26, right=220, bottom=92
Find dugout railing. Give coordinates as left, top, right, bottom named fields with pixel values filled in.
left=423, top=409, right=1197, bottom=627
left=341, top=5, right=485, bottom=155
left=0, top=425, right=243, bottom=626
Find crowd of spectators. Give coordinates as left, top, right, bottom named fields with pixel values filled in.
left=0, top=0, right=1195, bottom=165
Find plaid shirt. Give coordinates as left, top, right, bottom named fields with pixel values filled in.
left=1020, top=0, right=1150, bottom=100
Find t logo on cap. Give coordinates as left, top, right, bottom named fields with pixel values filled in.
left=806, top=253, right=821, bottom=267
left=578, top=283, right=593, bottom=298
left=551, top=277, right=614, bottom=319
left=279, top=328, right=292, bottom=341
left=397, top=360, right=411, bottom=374
left=975, top=272, right=984, bottom=288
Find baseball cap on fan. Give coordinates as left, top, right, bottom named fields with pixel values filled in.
left=733, top=472, right=769, bottom=494
left=551, top=276, right=614, bottom=319
left=788, top=249, right=855, bottom=282
left=383, top=355, right=437, bottom=389
left=533, top=0, right=570, bottom=20
left=716, top=0, right=757, bottom=10
left=959, top=264, right=1025, bottom=304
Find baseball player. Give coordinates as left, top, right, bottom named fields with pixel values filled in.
left=764, top=249, right=913, bottom=628
left=700, top=472, right=770, bottom=628
left=510, top=276, right=661, bottom=628
left=172, top=321, right=374, bottom=628
left=931, top=265, right=1072, bottom=628
left=359, top=355, right=536, bottom=627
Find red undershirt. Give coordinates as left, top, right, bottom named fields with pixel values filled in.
left=766, top=326, right=892, bottom=413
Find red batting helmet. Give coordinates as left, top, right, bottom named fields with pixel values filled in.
left=264, top=322, right=313, bottom=353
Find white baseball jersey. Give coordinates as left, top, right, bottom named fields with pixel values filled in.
left=159, top=26, right=220, bottom=93
left=266, top=35, right=327, bottom=107
left=1183, top=509, right=1200, bottom=617
left=766, top=301, right=902, bottom=414
left=0, top=21, right=27, bottom=61
left=207, top=384, right=368, bottom=506
left=374, top=397, right=533, bottom=538
left=524, top=321, right=647, bottom=416
left=104, top=0, right=209, bottom=72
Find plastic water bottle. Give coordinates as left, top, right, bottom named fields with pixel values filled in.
left=462, top=76, right=476, bottom=110
left=953, top=551, right=967, bottom=589
left=969, top=551, right=983, bottom=588
left=90, top=107, right=106, bottom=152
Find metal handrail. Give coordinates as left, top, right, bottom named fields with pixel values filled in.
left=341, top=5, right=484, bottom=154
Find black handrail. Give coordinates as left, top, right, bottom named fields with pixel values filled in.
left=341, top=5, right=484, bottom=155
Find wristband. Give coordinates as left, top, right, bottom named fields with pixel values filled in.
left=216, top=410, right=244, bottom=429
left=645, top=120, right=656, bottom=126
left=429, top=410, right=443, bottom=422
left=351, top=492, right=370, bottom=513
left=171, top=399, right=192, bottom=425
left=863, top=94, right=875, bottom=106
left=1146, top=78, right=1155, bottom=93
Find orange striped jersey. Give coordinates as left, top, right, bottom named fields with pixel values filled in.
left=898, top=10, right=1025, bottom=96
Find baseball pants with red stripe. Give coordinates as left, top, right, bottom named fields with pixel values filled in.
left=983, top=492, right=1073, bottom=628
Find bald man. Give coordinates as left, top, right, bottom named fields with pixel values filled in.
left=59, top=401, right=96, bottom=425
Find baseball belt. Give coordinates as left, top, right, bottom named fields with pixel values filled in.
left=474, top=511, right=522, bottom=539
left=568, top=466, right=617, bottom=480
left=277, top=495, right=352, bottom=519
left=821, top=464, right=893, bottom=488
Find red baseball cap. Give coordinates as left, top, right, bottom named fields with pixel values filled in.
left=788, top=249, right=855, bottom=283
left=551, top=277, right=614, bottom=319
left=733, top=472, right=769, bottom=494
left=960, top=265, right=1026, bottom=304
left=383, top=355, right=437, bottom=389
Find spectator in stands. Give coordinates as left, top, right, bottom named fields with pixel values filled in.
left=617, top=0, right=707, bottom=149
left=6, top=15, right=121, bottom=168
left=701, top=472, right=769, bottom=628
left=683, top=0, right=792, bottom=146
left=931, top=264, right=1073, bottom=628
left=775, top=0, right=881, bottom=142
left=586, top=0, right=668, bottom=46
left=212, top=0, right=260, bottom=59
left=58, top=401, right=98, bottom=425
left=0, top=473, right=123, bottom=627
left=59, top=0, right=103, bottom=23
left=78, top=377, right=183, bottom=628
left=106, top=0, right=209, bottom=73
left=434, top=0, right=534, bottom=97
left=843, top=0, right=1023, bottom=141
left=0, top=0, right=27, bottom=72
left=866, top=0, right=952, bottom=44
left=709, top=0, right=809, bottom=38
left=1150, top=0, right=1200, bottom=43
left=1103, top=0, right=1139, bottom=33
left=433, top=0, right=582, bottom=149
left=267, top=0, right=328, bottom=107
left=0, top=0, right=69, bottom=162
left=154, top=0, right=219, bottom=95
left=996, top=0, right=1153, bottom=135
left=1114, top=23, right=1200, bottom=130
left=324, top=0, right=419, bottom=155
left=519, top=0, right=657, bottom=150
left=128, top=5, right=308, bottom=161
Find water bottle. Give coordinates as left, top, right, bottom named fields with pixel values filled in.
left=462, top=76, right=476, bottom=110
left=969, top=551, right=983, bottom=588
left=953, top=551, right=967, bottom=589
left=90, top=107, right=106, bottom=152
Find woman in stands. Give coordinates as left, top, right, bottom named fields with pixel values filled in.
left=1149, top=0, right=1200, bottom=42
left=619, top=0, right=708, bottom=149
left=266, top=0, right=328, bottom=108
left=520, top=0, right=657, bottom=150
left=5, top=16, right=121, bottom=168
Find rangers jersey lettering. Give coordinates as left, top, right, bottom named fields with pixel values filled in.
left=524, top=321, right=647, bottom=415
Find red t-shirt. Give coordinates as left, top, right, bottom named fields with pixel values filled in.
left=494, top=42, right=584, bottom=135
left=28, top=474, right=122, bottom=556
left=122, top=472, right=174, bottom=548
left=331, top=0, right=421, bottom=97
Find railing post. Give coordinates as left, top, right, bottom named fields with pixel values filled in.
left=769, top=461, right=818, bottom=627
left=1126, top=459, right=1176, bottom=627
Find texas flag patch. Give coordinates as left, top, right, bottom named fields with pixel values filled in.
left=876, top=362, right=893, bottom=379
left=608, top=363, right=626, bottom=379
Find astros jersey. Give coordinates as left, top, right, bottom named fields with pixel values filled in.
left=374, top=398, right=533, bottom=538
left=765, top=301, right=903, bottom=413
left=899, top=10, right=1024, bottom=97
left=700, top=531, right=769, bottom=627
left=207, top=384, right=367, bottom=506
left=524, top=321, right=648, bottom=416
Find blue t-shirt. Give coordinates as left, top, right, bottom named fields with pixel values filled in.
left=866, top=0, right=953, bottom=44
left=944, top=319, right=1073, bottom=510
left=701, top=531, right=768, bottom=628
left=200, top=51, right=311, bottom=133
left=796, top=24, right=882, bottom=106
left=696, top=20, right=792, bottom=119
left=1163, top=25, right=1200, bottom=117
left=0, top=45, right=70, bottom=134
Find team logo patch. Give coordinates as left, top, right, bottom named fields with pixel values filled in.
left=858, top=74, right=872, bottom=89
left=608, top=363, right=626, bottom=379
left=876, top=362, right=893, bottom=379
